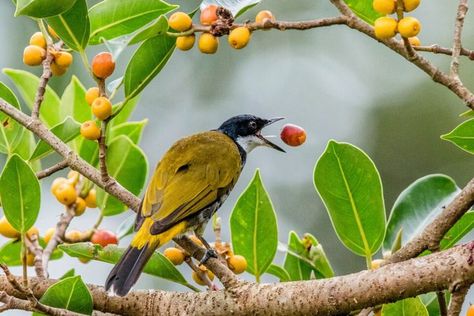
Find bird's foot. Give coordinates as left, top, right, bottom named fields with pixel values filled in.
left=199, top=248, right=218, bottom=265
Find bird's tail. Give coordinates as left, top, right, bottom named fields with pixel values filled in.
left=105, top=241, right=159, bottom=297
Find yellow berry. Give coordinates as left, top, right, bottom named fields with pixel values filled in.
left=192, top=266, right=214, bottom=285
left=29, top=32, right=47, bottom=49
left=48, top=25, right=59, bottom=39
left=54, top=183, right=77, bottom=205
left=53, top=51, right=73, bottom=68
left=198, top=33, right=219, bottom=54
left=92, top=97, right=112, bottom=121
left=228, top=27, right=251, bottom=49
left=374, top=16, right=398, bottom=39
left=65, top=229, right=83, bottom=243
left=43, top=227, right=55, bottom=244
left=407, top=36, right=421, bottom=46
left=176, top=35, right=195, bottom=51
left=227, top=254, right=247, bottom=274
left=51, top=61, right=67, bottom=76
left=80, top=121, right=101, bottom=140
left=67, top=170, right=80, bottom=186
left=169, top=12, right=193, bottom=32
left=0, top=216, right=20, bottom=239
left=398, top=17, right=421, bottom=38
left=74, top=197, right=86, bottom=216
left=51, top=177, right=67, bottom=195
left=255, top=10, right=275, bottom=24
left=84, top=189, right=97, bottom=208
left=467, top=305, right=474, bottom=316
left=23, top=45, right=46, bottom=66
left=26, top=226, right=39, bottom=238
left=91, top=52, right=115, bottom=79
left=403, top=0, right=420, bottom=12
left=27, top=252, right=35, bottom=266
left=371, top=259, right=385, bottom=270
left=163, top=247, right=185, bottom=265
left=372, top=0, right=396, bottom=15
left=85, top=87, right=100, bottom=106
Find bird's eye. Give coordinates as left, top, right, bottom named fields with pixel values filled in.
left=248, top=121, right=257, bottom=130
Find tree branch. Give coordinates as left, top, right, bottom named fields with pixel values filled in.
left=450, top=0, right=469, bottom=79
left=447, top=284, right=469, bottom=316
left=1, top=243, right=473, bottom=315
left=42, top=210, right=74, bottom=274
left=36, top=160, right=69, bottom=179
left=31, top=45, right=54, bottom=120
left=414, top=45, right=474, bottom=60
left=25, top=235, right=45, bottom=279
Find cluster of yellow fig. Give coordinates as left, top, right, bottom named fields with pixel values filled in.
left=0, top=217, right=39, bottom=265
left=169, top=7, right=275, bottom=54
left=51, top=170, right=96, bottom=216
left=163, top=235, right=248, bottom=286
left=373, top=0, right=421, bottom=45
left=23, top=28, right=73, bottom=76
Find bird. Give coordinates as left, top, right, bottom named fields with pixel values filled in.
left=105, top=114, right=285, bottom=296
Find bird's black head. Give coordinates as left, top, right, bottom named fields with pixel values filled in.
left=217, top=114, right=285, bottom=153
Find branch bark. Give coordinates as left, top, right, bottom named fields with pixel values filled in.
left=1, top=243, right=473, bottom=315
left=450, top=0, right=469, bottom=79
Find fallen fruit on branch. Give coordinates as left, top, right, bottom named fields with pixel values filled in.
left=91, top=52, right=115, bottom=79
left=198, top=33, right=219, bottom=54
left=80, top=121, right=101, bottom=140
left=91, top=230, right=119, bottom=247
left=374, top=16, right=398, bottom=40
left=228, top=27, right=251, bottom=49
left=280, top=124, right=307, bottom=147
left=169, top=12, right=193, bottom=32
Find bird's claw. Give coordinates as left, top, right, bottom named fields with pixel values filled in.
left=199, top=248, right=218, bottom=265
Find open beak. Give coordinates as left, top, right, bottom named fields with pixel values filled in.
left=258, top=117, right=286, bottom=152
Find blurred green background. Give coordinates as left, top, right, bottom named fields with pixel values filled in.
left=1, top=0, right=474, bottom=314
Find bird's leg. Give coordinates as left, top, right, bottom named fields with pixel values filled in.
left=194, top=233, right=218, bottom=265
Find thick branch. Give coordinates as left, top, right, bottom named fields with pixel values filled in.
left=0, top=99, right=141, bottom=212
left=1, top=244, right=473, bottom=315
left=450, top=0, right=468, bottom=78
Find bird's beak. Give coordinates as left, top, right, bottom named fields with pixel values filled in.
left=258, top=117, right=286, bottom=152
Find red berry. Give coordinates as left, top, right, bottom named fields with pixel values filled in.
left=200, top=5, right=218, bottom=25
left=280, top=124, right=307, bottom=147
left=91, top=52, right=115, bottom=79
left=91, top=230, right=118, bottom=247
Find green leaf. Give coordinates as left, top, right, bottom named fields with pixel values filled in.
left=381, top=297, right=428, bottom=316
left=33, top=276, right=92, bottom=316
left=15, top=0, right=77, bottom=18
left=3, top=69, right=61, bottom=127
left=0, top=154, right=40, bottom=232
left=384, top=175, right=459, bottom=252
left=96, top=136, right=148, bottom=215
left=60, top=76, right=91, bottom=123
left=0, top=82, right=25, bottom=155
left=343, top=0, right=381, bottom=24
left=78, top=138, right=99, bottom=166
left=30, top=117, right=81, bottom=161
left=440, top=211, right=474, bottom=250
left=14, top=130, right=41, bottom=171
left=314, top=140, right=386, bottom=257
left=0, top=238, right=62, bottom=266
left=266, top=264, right=291, bottom=282
left=108, top=119, right=147, bottom=144
left=59, top=242, right=190, bottom=287
left=459, top=109, right=474, bottom=118
left=116, top=214, right=136, bottom=239
left=230, top=169, right=278, bottom=282
left=89, top=0, right=177, bottom=45
left=46, top=0, right=90, bottom=52
left=110, top=96, right=140, bottom=127
left=441, top=119, right=474, bottom=155
left=129, top=16, right=169, bottom=45
left=124, top=35, right=175, bottom=99
left=283, top=231, right=312, bottom=281
left=200, top=0, right=260, bottom=18
left=302, top=233, right=334, bottom=278
left=59, top=269, right=75, bottom=279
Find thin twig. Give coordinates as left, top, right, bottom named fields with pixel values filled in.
left=437, top=291, right=448, bottom=316
left=414, top=45, right=474, bottom=60
left=36, top=160, right=69, bottom=179
left=396, top=0, right=416, bottom=58
left=447, top=285, right=469, bottom=316
left=25, top=234, right=45, bottom=279
left=98, top=121, right=110, bottom=184
left=450, top=0, right=469, bottom=79
left=31, top=47, right=54, bottom=120
left=184, top=257, right=217, bottom=290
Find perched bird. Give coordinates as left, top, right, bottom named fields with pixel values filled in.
left=105, top=114, right=284, bottom=296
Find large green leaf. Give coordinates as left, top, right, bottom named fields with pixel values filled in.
left=30, top=117, right=81, bottom=161
left=343, top=0, right=381, bottom=24
left=0, top=238, right=62, bottom=266
left=129, top=16, right=169, bottom=45
left=15, top=0, right=77, bottom=18
left=14, top=130, right=41, bottom=171
left=78, top=138, right=99, bottom=166
left=384, top=175, right=460, bottom=252
left=3, top=69, right=61, bottom=127
left=441, top=119, right=474, bottom=155
left=0, top=154, right=40, bottom=232
left=230, top=169, right=278, bottom=282
left=440, top=211, right=474, bottom=250
left=124, top=35, right=175, bottom=99
left=200, top=0, right=260, bottom=18
left=108, top=119, right=147, bottom=144
left=0, top=82, right=24, bottom=155
left=266, top=264, right=291, bottom=282
left=46, top=0, right=90, bottom=52
left=381, top=297, right=428, bottom=316
left=60, top=76, right=91, bottom=123
left=96, top=136, right=148, bottom=216
left=314, top=141, right=386, bottom=257
left=59, top=242, right=191, bottom=288
left=88, top=0, right=177, bottom=45
left=283, top=231, right=312, bottom=281
left=33, top=276, right=92, bottom=316
left=110, top=96, right=140, bottom=127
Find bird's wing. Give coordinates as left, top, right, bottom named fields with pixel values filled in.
left=140, top=132, right=241, bottom=233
